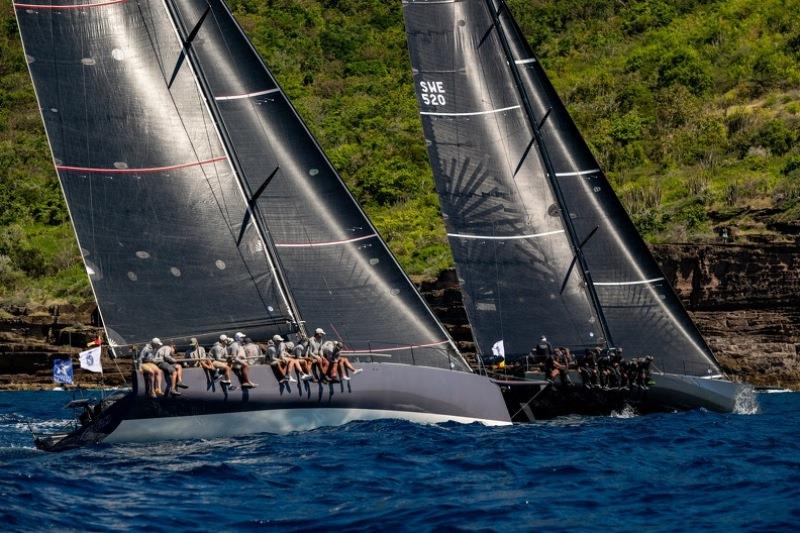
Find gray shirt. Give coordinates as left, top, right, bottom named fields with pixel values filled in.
left=227, top=341, right=246, bottom=363
left=243, top=342, right=261, bottom=363
left=307, top=335, right=325, bottom=356
left=208, top=342, right=227, bottom=361
left=138, top=344, right=155, bottom=364
left=293, top=341, right=308, bottom=358
left=186, top=346, right=206, bottom=366
left=154, top=345, right=176, bottom=364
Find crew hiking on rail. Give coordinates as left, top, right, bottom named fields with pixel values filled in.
left=136, top=328, right=362, bottom=398
left=526, top=336, right=654, bottom=392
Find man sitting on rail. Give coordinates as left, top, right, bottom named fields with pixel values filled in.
left=266, top=335, right=295, bottom=384
left=243, top=337, right=262, bottom=365
left=227, top=332, right=257, bottom=388
left=153, top=341, right=188, bottom=396
left=205, top=335, right=234, bottom=387
left=185, top=338, right=205, bottom=368
left=138, top=339, right=164, bottom=398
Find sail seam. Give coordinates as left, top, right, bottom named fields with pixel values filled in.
left=555, top=169, right=600, bottom=177
left=447, top=230, right=564, bottom=240
left=274, top=234, right=378, bottom=248
left=421, top=105, right=520, bottom=117
left=594, top=277, right=665, bottom=286
left=55, top=156, right=227, bottom=174
left=14, top=0, right=126, bottom=9
left=214, top=88, right=280, bottom=101
left=342, top=340, right=450, bottom=354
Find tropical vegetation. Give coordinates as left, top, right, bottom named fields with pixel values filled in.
left=1, top=0, right=798, bottom=304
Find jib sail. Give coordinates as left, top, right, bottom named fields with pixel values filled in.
left=161, top=0, right=468, bottom=370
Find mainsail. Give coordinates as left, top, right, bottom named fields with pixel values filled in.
left=14, top=0, right=293, bottom=347
left=403, top=0, right=721, bottom=376
left=15, top=0, right=467, bottom=371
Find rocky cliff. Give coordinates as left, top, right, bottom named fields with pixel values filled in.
left=0, top=242, right=797, bottom=389
left=655, top=243, right=800, bottom=387
left=422, top=242, right=800, bottom=389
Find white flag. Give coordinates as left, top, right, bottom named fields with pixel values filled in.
left=79, top=347, right=103, bottom=373
left=491, top=340, right=505, bottom=360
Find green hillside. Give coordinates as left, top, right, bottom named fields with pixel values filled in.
left=1, top=0, right=799, bottom=305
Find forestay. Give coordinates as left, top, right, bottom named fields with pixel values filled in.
left=142, top=0, right=467, bottom=370
left=402, top=0, right=603, bottom=359
left=14, top=0, right=293, bottom=347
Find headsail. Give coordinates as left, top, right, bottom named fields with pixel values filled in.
left=14, top=0, right=294, bottom=347
left=162, top=0, right=468, bottom=371
left=402, top=0, right=603, bottom=359
left=404, top=0, right=722, bottom=376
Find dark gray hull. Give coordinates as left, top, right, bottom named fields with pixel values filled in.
left=644, top=373, right=753, bottom=414
left=102, top=363, right=510, bottom=442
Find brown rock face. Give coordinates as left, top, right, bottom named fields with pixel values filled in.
left=0, top=304, right=130, bottom=390
left=420, top=243, right=800, bottom=389
left=1, top=243, right=797, bottom=390
left=653, top=243, right=800, bottom=388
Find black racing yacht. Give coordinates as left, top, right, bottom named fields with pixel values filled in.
left=14, top=0, right=511, bottom=451
left=401, top=0, right=751, bottom=420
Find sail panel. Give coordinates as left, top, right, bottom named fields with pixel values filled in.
left=167, top=0, right=468, bottom=370
left=15, top=0, right=292, bottom=346
left=495, top=1, right=721, bottom=375
left=403, top=0, right=603, bottom=357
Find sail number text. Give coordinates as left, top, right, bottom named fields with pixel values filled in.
left=420, top=81, right=447, bottom=106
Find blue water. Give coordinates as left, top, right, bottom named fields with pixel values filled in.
left=0, top=391, right=797, bottom=531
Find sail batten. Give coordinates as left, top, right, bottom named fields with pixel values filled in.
left=14, top=0, right=302, bottom=347
left=403, top=0, right=604, bottom=358
left=404, top=0, right=723, bottom=375
left=163, top=0, right=468, bottom=370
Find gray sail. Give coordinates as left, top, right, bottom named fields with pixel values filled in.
left=144, top=0, right=468, bottom=370
left=402, top=0, right=603, bottom=359
left=403, top=0, right=721, bottom=376
left=495, top=2, right=720, bottom=376
left=13, top=0, right=295, bottom=347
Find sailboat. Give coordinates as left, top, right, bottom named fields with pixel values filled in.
left=401, top=0, right=749, bottom=418
left=14, top=0, right=511, bottom=450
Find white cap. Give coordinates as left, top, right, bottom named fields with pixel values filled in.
left=315, top=328, right=326, bottom=335
left=152, top=337, right=162, bottom=346
left=219, top=334, right=228, bottom=342
left=272, top=334, right=284, bottom=342
left=234, top=332, right=245, bottom=339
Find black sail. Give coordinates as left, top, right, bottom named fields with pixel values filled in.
left=402, top=0, right=604, bottom=359
left=496, top=2, right=720, bottom=376
left=404, top=0, right=721, bottom=376
left=153, top=0, right=468, bottom=370
left=14, top=0, right=298, bottom=347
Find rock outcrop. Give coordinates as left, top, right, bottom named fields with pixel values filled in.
left=421, top=242, right=800, bottom=389
left=1, top=242, right=798, bottom=390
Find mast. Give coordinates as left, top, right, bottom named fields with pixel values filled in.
left=162, top=0, right=305, bottom=336
left=484, top=0, right=615, bottom=348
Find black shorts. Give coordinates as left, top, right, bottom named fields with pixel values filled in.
left=156, top=362, right=175, bottom=374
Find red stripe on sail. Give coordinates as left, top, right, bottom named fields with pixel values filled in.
left=14, top=0, right=127, bottom=10
left=56, top=156, right=227, bottom=174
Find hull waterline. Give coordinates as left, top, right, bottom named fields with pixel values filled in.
left=37, top=363, right=510, bottom=450
left=494, top=372, right=751, bottom=421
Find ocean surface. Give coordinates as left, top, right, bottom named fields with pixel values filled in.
left=0, top=390, right=797, bottom=532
